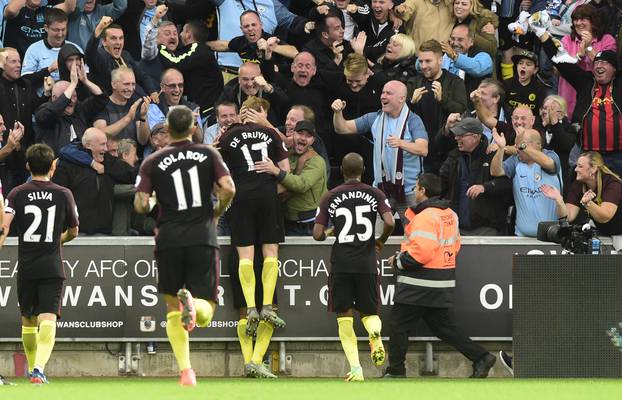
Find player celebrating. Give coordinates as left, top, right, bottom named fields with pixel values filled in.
left=219, top=96, right=290, bottom=378
left=134, top=105, right=235, bottom=386
left=0, top=143, right=79, bottom=384
left=313, top=153, right=395, bottom=382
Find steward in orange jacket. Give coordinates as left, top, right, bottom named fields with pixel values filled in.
left=383, top=173, right=496, bottom=379
left=393, top=196, right=460, bottom=308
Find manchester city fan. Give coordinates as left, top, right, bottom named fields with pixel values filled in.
left=134, top=105, right=235, bottom=386
left=313, top=152, right=394, bottom=382
left=0, top=143, right=79, bottom=384
left=67, top=0, right=127, bottom=51
left=502, top=50, right=548, bottom=113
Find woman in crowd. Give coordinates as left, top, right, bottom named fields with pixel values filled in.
left=558, top=4, right=617, bottom=119
left=542, top=151, right=622, bottom=237
left=452, top=0, right=498, bottom=60
left=538, top=95, right=577, bottom=191
left=371, top=33, right=417, bottom=82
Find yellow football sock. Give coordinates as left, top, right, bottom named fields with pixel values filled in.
left=361, top=315, right=382, bottom=337
left=21, top=326, right=38, bottom=372
left=34, top=320, right=56, bottom=370
left=239, top=259, right=256, bottom=308
left=195, top=298, right=215, bottom=328
left=250, top=321, right=274, bottom=365
left=501, top=62, right=514, bottom=80
left=166, top=311, right=191, bottom=371
left=262, top=257, right=278, bottom=306
left=237, top=318, right=254, bottom=364
left=337, top=317, right=360, bottom=368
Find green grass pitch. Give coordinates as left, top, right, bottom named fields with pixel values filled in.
left=2, top=378, right=622, bottom=400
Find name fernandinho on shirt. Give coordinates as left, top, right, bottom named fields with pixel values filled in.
left=328, top=190, right=379, bottom=216
left=158, top=151, right=208, bottom=171
left=27, top=191, right=53, bottom=202
left=229, top=131, right=274, bottom=148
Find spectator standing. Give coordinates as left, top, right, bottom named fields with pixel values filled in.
left=440, top=117, right=512, bottom=235
left=371, top=33, right=418, bottom=83
left=204, top=101, right=239, bottom=145
left=303, top=13, right=353, bottom=72
left=34, top=62, right=106, bottom=154
left=503, top=50, right=548, bottom=113
left=3, top=0, right=76, bottom=57
left=333, top=80, right=428, bottom=222
left=452, top=0, right=498, bottom=60
left=68, top=0, right=127, bottom=51
left=393, top=0, right=454, bottom=55
left=491, top=127, right=563, bottom=237
left=407, top=39, right=467, bottom=174
left=255, top=120, right=328, bottom=236
left=53, top=127, right=137, bottom=234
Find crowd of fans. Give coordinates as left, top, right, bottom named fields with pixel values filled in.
left=0, top=0, right=621, bottom=240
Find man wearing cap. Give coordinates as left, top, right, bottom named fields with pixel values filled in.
left=255, top=120, right=327, bottom=236
left=503, top=49, right=548, bottom=113
left=439, top=117, right=512, bottom=236
left=536, top=27, right=622, bottom=177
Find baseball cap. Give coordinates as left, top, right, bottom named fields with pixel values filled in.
left=449, top=117, right=483, bottom=136
left=294, top=120, right=316, bottom=136
left=594, top=50, right=618, bottom=70
left=512, top=50, right=539, bottom=66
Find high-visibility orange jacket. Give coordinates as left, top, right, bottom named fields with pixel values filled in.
left=394, top=197, right=461, bottom=307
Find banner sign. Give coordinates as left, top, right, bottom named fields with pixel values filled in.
left=0, top=237, right=612, bottom=341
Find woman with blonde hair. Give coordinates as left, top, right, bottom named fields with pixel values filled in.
left=371, top=33, right=417, bottom=82
left=542, top=151, right=622, bottom=237
left=452, top=0, right=498, bottom=60
left=539, top=95, right=577, bottom=190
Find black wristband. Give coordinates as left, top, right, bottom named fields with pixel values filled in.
left=277, top=169, right=287, bottom=182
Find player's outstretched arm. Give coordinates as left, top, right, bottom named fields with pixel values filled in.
left=60, top=226, right=79, bottom=244
left=134, top=191, right=151, bottom=214
left=213, top=175, right=235, bottom=218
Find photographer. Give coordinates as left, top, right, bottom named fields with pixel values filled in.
left=541, top=151, right=622, bottom=240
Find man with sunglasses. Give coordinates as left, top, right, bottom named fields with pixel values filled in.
left=147, top=68, right=203, bottom=143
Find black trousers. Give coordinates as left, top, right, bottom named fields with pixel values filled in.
left=386, top=303, right=488, bottom=374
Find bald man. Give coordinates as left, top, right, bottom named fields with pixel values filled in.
left=34, top=63, right=106, bottom=154
left=217, top=62, right=288, bottom=126
left=332, top=80, right=429, bottom=223
left=313, top=152, right=394, bottom=382
left=148, top=68, right=203, bottom=143
left=53, top=127, right=137, bottom=234
left=491, top=127, right=563, bottom=237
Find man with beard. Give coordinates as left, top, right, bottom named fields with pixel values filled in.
left=94, top=66, right=151, bottom=147
left=53, top=127, right=137, bottom=234
left=255, top=120, right=327, bottom=236
left=407, top=39, right=467, bottom=174
left=439, top=24, right=493, bottom=111
left=503, top=50, right=547, bottom=113
left=34, top=61, right=106, bottom=154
